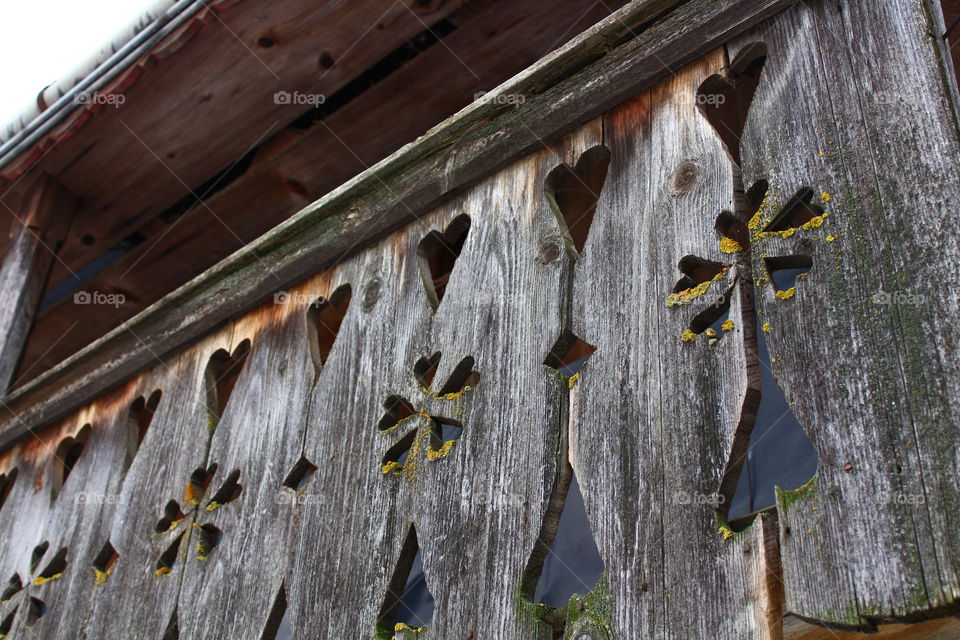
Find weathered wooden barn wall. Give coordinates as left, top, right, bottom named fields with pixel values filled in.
left=0, top=0, right=959, bottom=638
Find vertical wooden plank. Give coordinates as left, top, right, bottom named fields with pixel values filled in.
left=283, top=122, right=602, bottom=638
left=175, top=303, right=314, bottom=638
left=3, top=382, right=151, bottom=640
left=569, top=52, right=770, bottom=638
left=734, top=0, right=960, bottom=627
left=0, top=438, right=57, bottom=637
left=82, top=330, right=237, bottom=639
left=0, top=173, right=75, bottom=391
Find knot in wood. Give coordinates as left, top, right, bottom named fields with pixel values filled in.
left=538, top=239, right=563, bottom=264
left=362, top=278, right=382, bottom=312
left=671, top=160, right=699, bottom=192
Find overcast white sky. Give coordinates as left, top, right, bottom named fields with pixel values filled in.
left=0, top=0, right=157, bottom=126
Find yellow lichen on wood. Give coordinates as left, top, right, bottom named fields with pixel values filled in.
left=93, top=567, right=112, bottom=586
left=718, top=525, right=735, bottom=540
left=762, top=322, right=772, bottom=333
left=721, top=319, right=734, bottom=332
left=681, top=329, right=698, bottom=343
left=748, top=192, right=774, bottom=231
left=567, top=372, right=580, bottom=388
left=381, top=461, right=402, bottom=476
left=427, top=440, right=455, bottom=461
left=801, top=213, right=828, bottom=230
left=155, top=567, right=171, bottom=577
left=775, top=287, right=796, bottom=300
left=33, top=573, right=62, bottom=586
left=667, top=268, right=729, bottom=307
left=719, top=237, right=744, bottom=254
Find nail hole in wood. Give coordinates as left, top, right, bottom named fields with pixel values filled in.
left=545, top=145, right=610, bottom=254
left=308, top=283, right=352, bottom=370
left=283, top=457, right=318, bottom=491
left=418, top=214, right=471, bottom=310
left=205, top=341, right=251, bottom=428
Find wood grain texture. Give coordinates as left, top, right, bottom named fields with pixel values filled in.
left=33, top=0, right=468, bottom=290
left=733, top=0, right=960, bottom=627
left=0, top=371, right=169, bottom=638
left=281, top=121, right=602, bottom=639
left=18, top=0, right=632, bottom=381
left=0, top=0, right=797, bottom=453
left=174, top=304, right=315, bottom=639
left=82, top=330, right=241, bottom=639
left=0, top=174, right=75, bottom=391
left=568, top=52, right=769, bottom=639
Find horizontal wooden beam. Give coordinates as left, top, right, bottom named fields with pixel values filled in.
left=0, top=0, right=796, bottom=450
left=18, top=0, right=631, bottom=378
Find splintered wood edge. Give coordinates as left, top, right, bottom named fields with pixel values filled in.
left=0, top=0, right=798, bottom=450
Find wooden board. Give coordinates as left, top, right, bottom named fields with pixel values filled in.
left=568, top=51, right=772, bottom=639
left=81, top=332, right=238, bottom=639
left=282, top=120, right=602, bottom=639
left=173, top=305, right=314, bottom=638
left=0, top=372, right=167, bottom=638
left=0, top=0, right=798, bottom=454
left=18, top=0, right=632, bottom=381
left=29, top=0, right=469, bottom=290
left=733, top=0, right=960, bottom=628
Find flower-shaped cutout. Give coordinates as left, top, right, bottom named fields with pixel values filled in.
left=378, top=354, right=479, bottom=479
